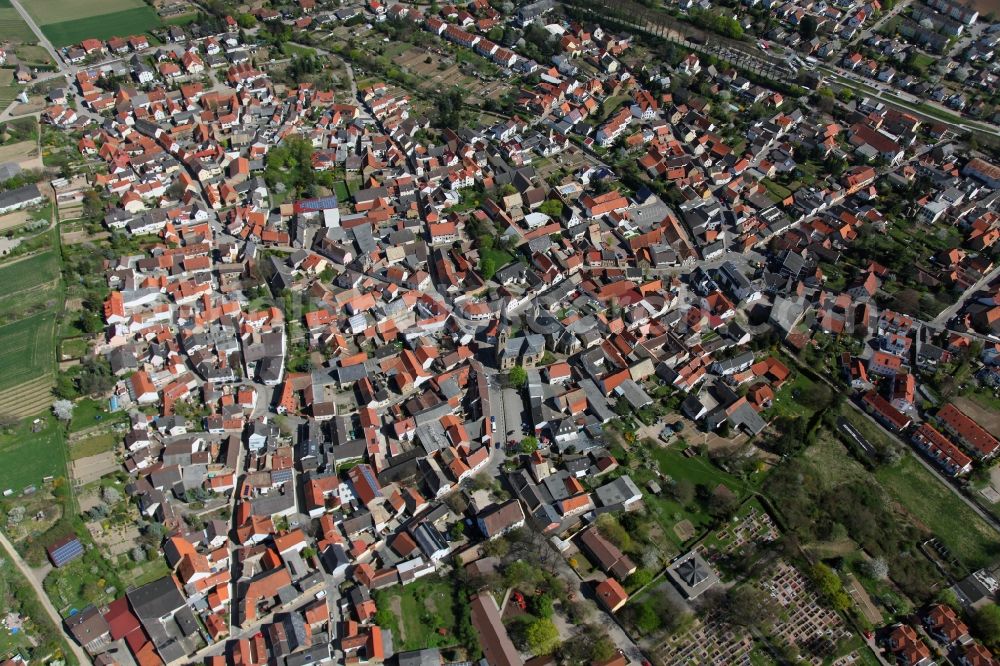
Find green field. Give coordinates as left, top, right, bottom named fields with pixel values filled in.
left=805, top=433, right=997, bottom=571
left=372, top=576, right=462, bottom=652
left=0, top=312, right=56, bottom=392
left=0, top=0, right=37, bottom=44
left=876, top=455, right=997, bottom=570
left=0, top=251, right=61, bottom=324
left=0, top=252, right=59, bottom=296
left=41, top=7, right=162, bottom=48
left=69, top=432, right=117, bottom=460
left=24, top=0, right=145, bottom=25
left=628, top=444, right=752, bottom=549
left=163, top=12, right=198, bottom=26
left=69, top=397, right=126, bottom=433
left=0, top=85, right=20, bottom=113
left=480, top=247, right=514, bottom=270
left=14, top=44, right=54, bottom=67
left=0, top=413, right=67, bottom=492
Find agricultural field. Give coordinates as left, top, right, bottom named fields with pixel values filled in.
left=25, top=0, right=146, bottom=25
left=0, top=251, right=61, bottom=324
left=30, top=0, right=162, bottom=48
left=42, top=8, right=163, bottom=47
left=0, top=251, right=58, bottom=296
left=0, top=412, right=67, bottom=492
left=0, top=0, right=37, bottom=44
left=0, top=66, right=21, bottom=113
left=0, top=139, right=38, bottom=167
left=0, top=312, right=56, bottom=393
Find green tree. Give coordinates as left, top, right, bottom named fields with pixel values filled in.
left=973, top=604, right=1000, bottom=651
left=632, top=601, right=661, bottom=634
left=799, top=14, right=818, bottom=39
left=532, top=593, right=554, bottom=618
left=596, top=514, right=632, bottom=551
left=524, top=618, right=559, bottom=654
left=509, top=365, right=527, bottom=388
left=811, top=563, right=851, bottom=611
left=538, top=199, right=563, bottom=218
left=480, top=257, right=497, bottom=281
left=519, top=436, right=539, bottom=454
left=626, top=568, right=654, bottom=590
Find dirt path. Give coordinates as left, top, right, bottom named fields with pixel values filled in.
left=389, top=596, right=406, bottom=643
left=0, top=529, right=92, bottom=665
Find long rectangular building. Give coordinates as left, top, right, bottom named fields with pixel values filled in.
left=936, top=403, right=999, bottom=459
left=911, top=423, right=973, bottom=476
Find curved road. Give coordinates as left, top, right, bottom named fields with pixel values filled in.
left=0, top=530, right=91, bottom=665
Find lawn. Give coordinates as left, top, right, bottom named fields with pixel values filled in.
left=372, top=576, right=462, bottom=652
left=761, top=178, right=792, bottom=202
left=59, top=337, right=88, bottom=359
left=0, top=412, right=67, bottom=493
left=25, top=0, right=146, bottom=25
left=764, top=371, right=820, bottom=420
left=967, top=389, right=1000, bottom=415
left=163, top=12, right=199, bottom=26
left=876, top=455, right=997, bottom=570
left=629, top=444, right=751, bottom=548
left=480, top=247, right=514, bottom=270
left=595, top=94, right=631, bottom=123
left=283, top=43, right=316, bottom=57
left=69, top=432, right=117, bottom=460
left=41, top=7, right=162, bottom=48
left=122, top=556, right=170, bottom=588
left=68, top=397, right=123, bottom=432
left=0, top=312, right=56, bottom=391
left=14, top=44, right=54, bottom=66
left=652, top=446, right=747, bottom=493
left=0, top=0, right=37, bottom=44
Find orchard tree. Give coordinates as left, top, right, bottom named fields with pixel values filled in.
left=52, top=399, right=74, bottom=422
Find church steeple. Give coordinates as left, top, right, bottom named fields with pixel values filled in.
left=496, top=300, right=510, bottom=359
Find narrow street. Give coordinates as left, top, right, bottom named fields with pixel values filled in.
left=929, top=262, right=1000, bottom=328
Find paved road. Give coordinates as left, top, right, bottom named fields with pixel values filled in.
left=820, top=66, right=1000, bottom=138
left=0, top=530, right=92, bottom=665
left=929, top=262, right=1000, bottom=327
